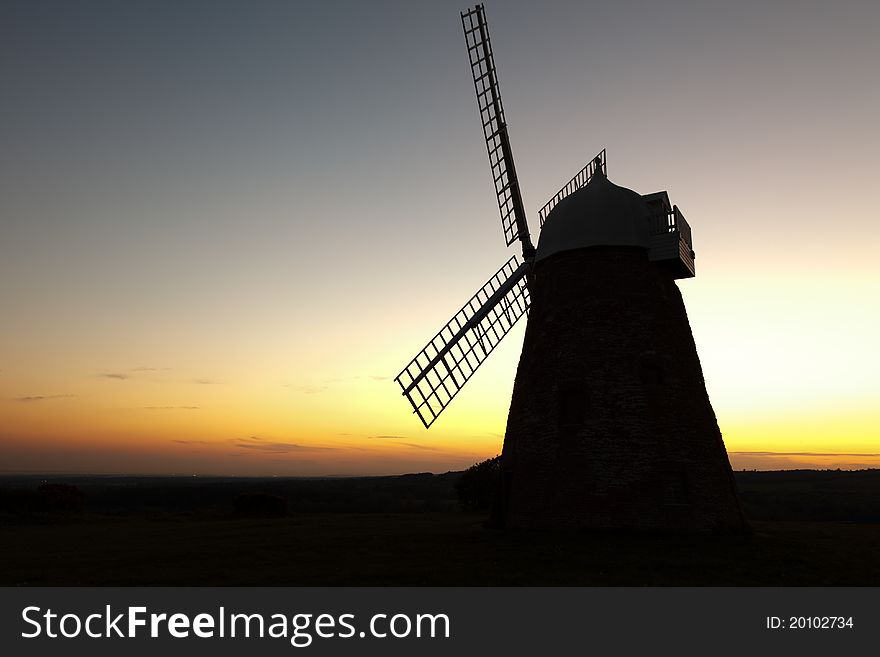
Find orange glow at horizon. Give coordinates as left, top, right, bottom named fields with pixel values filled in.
left=2, top=268, right=878, bottom=476
left=2, top=1, right=879, bottom=476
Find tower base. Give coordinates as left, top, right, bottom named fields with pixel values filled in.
left=497, top=246, right=749, bottom=532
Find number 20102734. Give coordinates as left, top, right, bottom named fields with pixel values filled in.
left=766, top=617, right=854, bottom=630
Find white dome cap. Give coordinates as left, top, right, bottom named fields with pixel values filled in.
left=536, top=168, right=652, bottom=262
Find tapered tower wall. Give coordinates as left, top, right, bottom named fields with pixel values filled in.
left=498, top=246, right=748, bottom=531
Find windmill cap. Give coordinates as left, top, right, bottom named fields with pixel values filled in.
left=535, top=171, right=651, bottom=262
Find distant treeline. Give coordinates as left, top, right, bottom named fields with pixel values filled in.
left=1, top=468, right=879, bottom=523
left=0, top=473, right=460, bottom=518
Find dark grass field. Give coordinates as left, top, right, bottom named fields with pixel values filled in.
left=3, top=515, right=880, bottom=586
left=2, top=470, right=879, bottom=586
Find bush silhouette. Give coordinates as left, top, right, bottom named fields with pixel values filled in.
left=455, top=456, right=501, bottom=511
left=233, top=492, right=289, bottom=518
left=37, top=483, right=85, bottom=514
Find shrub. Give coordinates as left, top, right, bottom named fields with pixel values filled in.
left=37, top=483, right=85, bottom=514
left=455, top=455, right=501, bottom=511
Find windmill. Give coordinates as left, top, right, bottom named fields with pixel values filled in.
left=395, top=4, right=749, bottom=532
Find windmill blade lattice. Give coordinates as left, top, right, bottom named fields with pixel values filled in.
left=538, top=149, right=607, bottom=227
left=461, top=4, right=533, bottom=255
left=395, top=256, right=530, bottom=428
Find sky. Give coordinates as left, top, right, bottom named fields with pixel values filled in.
left=1, top=0, right=878, bottom=475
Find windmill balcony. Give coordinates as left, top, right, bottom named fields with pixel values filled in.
left=648, top=205, right=695, bottom=279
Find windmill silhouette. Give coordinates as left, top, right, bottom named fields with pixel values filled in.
left=395, top=4, right=748, bottom=531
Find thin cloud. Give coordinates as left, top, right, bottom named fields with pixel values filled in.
left=13, top=394, right=74, bottom=403
left=294, top=385, right=328, bottom=394
left=365, top=435, right=438, bottom=450
left=370, top=375, right=393, bottom=381
left=230, top=436, right=334, bottom=454
left=101, top=372, right=129, bottom=380
left=99, top=367, right=172, bottom=380
left=393, top=441, right=440, bottom=451
left=192, top=379, right=220, bottom=385
left=173, top=439, right=208, bottom=444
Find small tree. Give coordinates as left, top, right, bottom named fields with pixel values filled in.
left=455, top=455, right=501, bottom=511
left=37, top=483, right=85, bottom=514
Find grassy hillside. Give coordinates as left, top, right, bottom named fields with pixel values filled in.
left=1, top=470, right=879, bottom=585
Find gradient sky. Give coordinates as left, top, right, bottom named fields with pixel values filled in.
left=1, top=0, right=878, bottom=475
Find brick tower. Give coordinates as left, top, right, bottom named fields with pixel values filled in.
left=495, top=168, right=749, bottom=531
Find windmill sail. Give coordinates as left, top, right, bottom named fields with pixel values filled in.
left=461, top=4, right=534, bottom=258
left=538, top=149, right=607, bottom=227
left=396, top=256, right=530, bottom=428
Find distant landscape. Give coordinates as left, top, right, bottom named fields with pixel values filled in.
left=2, top=469, right=879, bottom=586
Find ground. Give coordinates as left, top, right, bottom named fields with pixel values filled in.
left=2, top=514, right=879, bottom=586
left=1, top=470, right=879, bottom=586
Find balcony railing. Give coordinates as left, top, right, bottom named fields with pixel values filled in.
left=649, top=205, right=692, bottom=250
